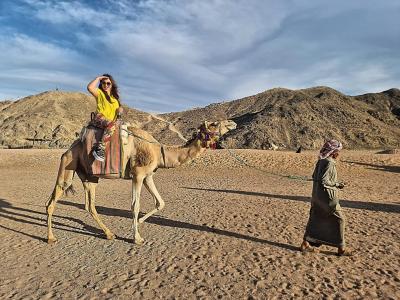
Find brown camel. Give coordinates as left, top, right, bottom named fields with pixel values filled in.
left=46, top=120, right=237, bottom=245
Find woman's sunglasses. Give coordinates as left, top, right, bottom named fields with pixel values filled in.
left=101, top=81, right=112, bottom=87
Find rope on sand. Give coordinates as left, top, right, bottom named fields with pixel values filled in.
left=225, top=148, right=312, bottom=182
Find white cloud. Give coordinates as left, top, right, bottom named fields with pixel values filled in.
left=0, top=33, right=90, bottom=99
left=313, top=62, right=399, bottom=95
left=1, top=0, right=399, bottom=110
left=25, top=0, right=115, bottom=27
left=0, top=34, right=81, bottom=68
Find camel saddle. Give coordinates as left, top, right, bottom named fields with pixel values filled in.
left=79, top=122, right=129, bottom=178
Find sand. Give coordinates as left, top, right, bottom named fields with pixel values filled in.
left=0, top=149, right=399, bottom=299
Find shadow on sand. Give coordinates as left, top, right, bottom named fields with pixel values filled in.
left=343, top=160, right=400, bottom=174
left=58, top=200, right=299, bottom=252
left=0, top=198, right=298, bottom=251
left=182, top=187, right=400, bottom=214
left=0, top=198, right=107, bottom=243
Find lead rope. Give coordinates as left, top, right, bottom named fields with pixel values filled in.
left=225, top=148, right=312, bottom=181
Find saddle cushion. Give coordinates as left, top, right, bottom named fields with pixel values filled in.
left=83, top=125, right=122, bottom=176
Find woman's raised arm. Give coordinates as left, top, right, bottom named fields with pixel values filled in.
left=87, top=75, right=108, bottom=98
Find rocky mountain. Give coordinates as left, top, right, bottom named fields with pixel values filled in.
left=1, top=87, right=399, bottom=149
left=162, top=87, right=400, bottom=150
left=0, top=91, right=180, bottom=148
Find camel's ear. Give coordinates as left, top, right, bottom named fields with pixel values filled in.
left=204, top=120, right=208, bottom=128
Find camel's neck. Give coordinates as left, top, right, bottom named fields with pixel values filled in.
left=161, top=140, right=206, bottom=168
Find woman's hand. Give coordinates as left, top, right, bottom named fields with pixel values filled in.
left=117, top=106, right=124, bottom=119
left=87, top=75, right=108, bottom=98
left=336, top=182, right=345, bottom=189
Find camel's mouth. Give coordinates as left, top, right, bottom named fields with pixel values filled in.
left=228, top=123, right=237, bottom=130
left=225, top=121, right=237, bottom=131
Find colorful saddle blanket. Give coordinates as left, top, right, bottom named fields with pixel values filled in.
left=82, top=124, right=123, bottom=177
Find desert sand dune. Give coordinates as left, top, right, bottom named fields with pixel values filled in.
left=0, top=149, right=399, bottom=299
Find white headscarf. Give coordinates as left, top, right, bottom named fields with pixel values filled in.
left=319, top=139, right=343, bottom=159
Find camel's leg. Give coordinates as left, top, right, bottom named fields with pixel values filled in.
left=46, top=149, right=77, bottom=244
left=82, top=181, right=115, bottom=240
left=131, top=175, right=145, bottom=245
left=76, top=170, right=91, bottom=212
left=83, top=184, right=90, bottom=212
left=46, top=184, right=64, bottom=243
left=139, top=174, right=165, bottom=224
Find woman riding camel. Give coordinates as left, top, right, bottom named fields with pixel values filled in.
left=300, top=139, right=353, bottom=256
left=87, top=74, right=123, bottom=162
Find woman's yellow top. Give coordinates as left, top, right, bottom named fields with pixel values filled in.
left=96, top=88, right=120, bottom=121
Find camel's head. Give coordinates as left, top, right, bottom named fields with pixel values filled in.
left=195, top=120, right=237, bottom=149
left=214, top=119, right=237, bottom=135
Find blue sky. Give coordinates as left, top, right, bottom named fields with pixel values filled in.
left=0, top=0, right=399, bottom=112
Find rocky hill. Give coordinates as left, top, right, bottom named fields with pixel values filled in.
left=162, top=87, right=400, bottom=150
left=1, top=87, right=399, bottom=149
left=0, top=91, right=185, bottom=148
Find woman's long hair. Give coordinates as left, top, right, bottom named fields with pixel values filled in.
left=98, top=73, right=120, bottom=105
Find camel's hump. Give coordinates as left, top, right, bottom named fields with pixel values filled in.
left=127, top=126, right=159, bottom=143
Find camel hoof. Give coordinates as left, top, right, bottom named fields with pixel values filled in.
left=134, top=237, right=144, bottom=245
left=47, top=237, right=57, bottom=244
left=138, top=218, right=145, bottom=224
left=106, top=233, right=115, bottom=240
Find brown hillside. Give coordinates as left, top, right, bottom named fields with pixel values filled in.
left=1, top=87, right=399, bottom=149
left=0, top=91, right=178, bottom=148
left=354, top=88, right=400, bottom=123
left=0, top=100, right=12, bottom=110
left=162, top=87, right=400, bottom=150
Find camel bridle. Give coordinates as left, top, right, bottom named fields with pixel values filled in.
left=197, top=126, right=220, bottom=149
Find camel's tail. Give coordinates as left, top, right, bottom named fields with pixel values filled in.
left=65, top=184, right=76, bottom=196
left=46, top=176, right=75, bottom=207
